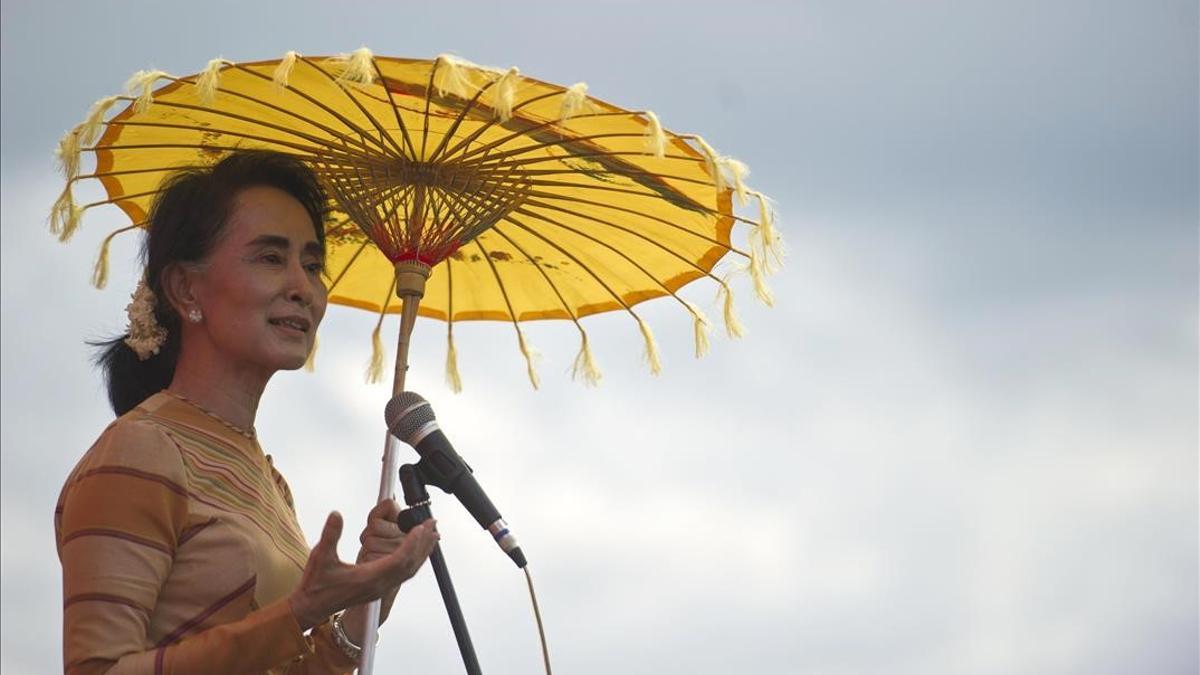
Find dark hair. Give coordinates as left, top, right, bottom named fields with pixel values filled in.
left=94, top=150, right=328, bottom=416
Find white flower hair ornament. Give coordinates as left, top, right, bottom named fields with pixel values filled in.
left=124, top=278, right=168, bottom=360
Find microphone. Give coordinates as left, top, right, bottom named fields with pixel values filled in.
left=385, top=392, right=527, bottom=569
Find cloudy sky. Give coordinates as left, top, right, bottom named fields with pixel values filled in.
left=2, top=1, right=1196, bottom=673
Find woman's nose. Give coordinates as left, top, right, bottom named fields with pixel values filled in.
left=287, top=262, right=314, bottom=307
left=289, top=287, right=311, bottom=306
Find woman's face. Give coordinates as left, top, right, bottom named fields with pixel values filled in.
left=186, top=185, right=327, bottom=378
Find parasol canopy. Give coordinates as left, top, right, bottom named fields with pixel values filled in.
left=51, top=48, right=782, bottom=390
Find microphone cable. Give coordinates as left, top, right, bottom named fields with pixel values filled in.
left=523, top=566, right=552, bottom=675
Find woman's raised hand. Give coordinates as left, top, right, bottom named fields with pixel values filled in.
left=288, top=509, right=438, bottom=631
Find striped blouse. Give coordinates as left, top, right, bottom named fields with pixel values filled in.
left=55, top=392, right=358, bottom=674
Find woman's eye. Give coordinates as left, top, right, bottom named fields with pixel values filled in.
left=260, top=252, right=285, bottom=264
left=304, top=261, right=325, bottom=275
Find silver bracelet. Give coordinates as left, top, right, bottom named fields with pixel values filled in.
left=330, top=611, right=363, bottom=661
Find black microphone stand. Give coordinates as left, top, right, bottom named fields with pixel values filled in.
left=396, top=463, right=483, bottom=675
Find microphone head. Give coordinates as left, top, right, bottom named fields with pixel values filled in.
left=385, top=391, right=438, bottom=444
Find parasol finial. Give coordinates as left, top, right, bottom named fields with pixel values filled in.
left=79, top=96, right=121, bottom=146
left=722, top=157, right=750, bottom=206
left=333, top=47, right=377, bottom=87
left=366, top=314, right=388, bottom=384
left=55, top=126, right=82, bottom=180
left=492, top=67, right=521, bottom=122
left=686, top=135, right=727, bottom=193
left=272, top=51, right=301, bottom=89
left=558, top=82, right=592, bottom=121
left=572, top=332, right=603, bottom=386
left=644, top=111, right=667, bottom=158
left=683, top=301, right=712, bottom=359
left=748, top=252, right=775, bottom=308
left=124, top=69, right=171, bottom=113
left=751, top=191, right=785, bottom=272
left=195, top=57, right=232, bottom=104
left=516, top=328, right=540, bottom=390
left=433, top=54, right=481, bottom=99
left=49, top=184, right=75, bottom=238
left=718, top=282, right=747, bottom=339
left=445, top=329, right=463, bottom=393
left=636, top=317, right=663, bottom=376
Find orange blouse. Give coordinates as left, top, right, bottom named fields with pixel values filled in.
left=55, top=392, right=358, bottom=674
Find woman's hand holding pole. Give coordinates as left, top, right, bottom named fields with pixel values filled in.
left=289, top=507, right=438, bottom=633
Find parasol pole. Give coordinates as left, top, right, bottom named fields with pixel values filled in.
left=360, top=260, right=430, bottom=674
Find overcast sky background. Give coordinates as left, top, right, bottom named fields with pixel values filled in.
left=2, top=1, right=1196, bottom=673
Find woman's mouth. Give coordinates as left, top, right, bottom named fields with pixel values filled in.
left=268, top=316, right=311, bottom=335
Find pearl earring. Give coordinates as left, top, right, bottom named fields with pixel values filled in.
left=187, top=308, right=203, bottom=323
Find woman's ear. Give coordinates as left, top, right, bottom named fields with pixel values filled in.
left=160, top=263, right=199, bottom=318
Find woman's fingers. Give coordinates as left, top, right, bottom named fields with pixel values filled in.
left=367, top=498, right=402, bottom=522
left=291, top=511, right=349, bottom=629
left=362, top=519, right=438, bottom=582
left=358, top=538, right=398, bottom=561
left=360, top=513, right=403, bottom=545
left=293, top=513, right=437, bottom=628
left=313, top=511, right=345, bottom=562
left=358, top=500, right=405, bottom=562
left=369, top=501, right=403, bottom=535
left=396, top=519, right=438, bottom=571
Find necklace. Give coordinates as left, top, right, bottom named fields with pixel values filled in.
left=162, top=390, right=257, bottom=440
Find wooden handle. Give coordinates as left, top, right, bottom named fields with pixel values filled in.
left=362, top=260, right=431, bottom=674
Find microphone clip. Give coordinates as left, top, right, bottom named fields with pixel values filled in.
left=412, top=444, right=473, bottom=496
left=396, top=464, right=432, bottom=533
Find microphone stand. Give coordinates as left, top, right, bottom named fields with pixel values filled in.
left=397, top=463, right=483, bottom=675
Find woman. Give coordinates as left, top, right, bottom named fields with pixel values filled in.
left=55, top=150, right=438, bottom=674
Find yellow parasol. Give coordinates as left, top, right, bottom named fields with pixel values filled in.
left=50, top=47, right=782, bottom=672
left=52, top=48, right=781, bottom=392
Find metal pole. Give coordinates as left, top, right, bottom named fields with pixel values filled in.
left=397, top=465, right=483, bottom=674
